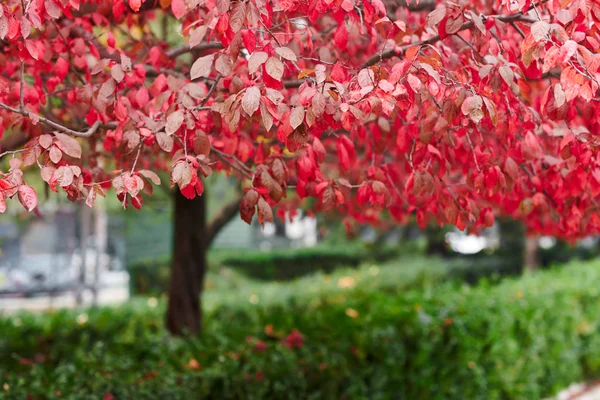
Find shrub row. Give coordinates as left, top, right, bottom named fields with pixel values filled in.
left=2, top=260, right=600, bottom=399
left=216, top=245, right=403, bottom=280
left=128, top=244, right=406, bottom=295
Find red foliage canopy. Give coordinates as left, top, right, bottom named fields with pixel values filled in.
left=1, top=0, right=600, bottom=239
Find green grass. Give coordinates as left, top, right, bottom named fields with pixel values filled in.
left=128, top=243, right=418, bottom=295
left=202, top=255, right=447, bottom=310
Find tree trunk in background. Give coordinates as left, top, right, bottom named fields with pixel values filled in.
left=166, top=191, right=207, bottom=336
left=75, top=205, right=91, bottom=306
left=92, top=200, right=108, bottom=306
left=524, top=236, right=538, bottom=271
left=425, top=225, right=450, bottom=256
left=497, top=218, right=527, bottom=273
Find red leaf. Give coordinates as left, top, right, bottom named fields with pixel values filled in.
left=461, top=95, right=484, bottom=123
left=129, top=0, right=142, bottom=11
left=242, top=30, right=256, bottom=53
left=190, top=55, right=214, bottom=80
left=334, top=23, right=348, bottom=49
left=172, top=161, right=194, bottom=188
left=241, top=189, right=259, bottom=209
left=242, top=86, right=261, bottom=116
left=55, top=57, right=69, bottom=80
left=275, top=46, right=297, bottom=61
left=427, top=7, right=446, bottom=28
left=265, top=57, right=284, bottom=81
left=136, top=88, right=149, bottom=108
left=189, top=26, right=208, bottom=48
left=165, top=110, right=184, bottom=135
left=139, top=170, right=161, bottom=185
left=25, top=40, right=38, bottom=60
left=18, top=185, right=37, bottom=212
left=312, top=138, right=326, bottom=163
left=156, top=132, right=174, bottom=152
left=171, top=0, right=186, bottom=19
left=229, top=2, right=247, bottom=32
left=131, top=194, right=143, bottom=209
left=39, top=134, right=53, bottom=149
left=257, top=197, right=273, bottom=226
left=504, top=157, right=519, bottom=181
left=86, top=187, right=97, bottom=207
left=194, top=131, right=211, bottom=156
left=49, top=145, right=62, bottom=164
left=337, top=141, right=350, bottom=170
left=111, top=64, right=125, bottom=82
left=54, top=133, right=82, bottom=159
left=297, top=156, right=314, bottom=181
left=289, top=107, right=305, bottom=130
left=248, top=52, right=268, bottom=74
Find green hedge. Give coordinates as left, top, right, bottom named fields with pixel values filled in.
left=539, top=241, right=599, bottom=267
left=128, top=244, right=407, bottom=295
left=127, top=256, right=171, bottom=296
left=217, top=245, right=403, bottom=280
left=3, top=260, right=600, bottom=399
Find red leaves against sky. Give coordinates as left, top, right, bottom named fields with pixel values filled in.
left=0, top=0, right=600, bottom=238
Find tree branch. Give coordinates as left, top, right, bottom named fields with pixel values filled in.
left=0, top=102, right=107, bottom=137
left=0, top=131, right=30, bottom=153
left=283, top=79, right=305, bottom=89
left=166, top=42, right=224, bottom=58
left=205, top=191, right=244, bottom=246
left=362, top=9, right=540, bottom=68
left=198, top=74, right=222, bottom=108
left=384, top=0, right=436, bottom=13
left=211, top=146, right=254, bottom=178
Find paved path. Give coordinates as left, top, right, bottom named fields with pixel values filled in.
left=554, top=382, right=600, bottom=400
left=0, top=286, right=129, bottom=314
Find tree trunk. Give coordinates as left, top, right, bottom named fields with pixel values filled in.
left=166, top=191, right=207, bottom=336
left=497, top=217, right=525, bottom=263
left=425, top=225, right=450, bottom=257
left=524, top=236, right=538, bottom=271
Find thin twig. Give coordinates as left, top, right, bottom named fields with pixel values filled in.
left=52, top=21, right=86, bottom=85
left=362, top=2, right=548, bottom=68
left=0, top=102, right=106, bottom=137
left=211, top=146, right=254, bottom=177
left=454, top=33, right=478, bottom=54
left=0, top=145, right=36, bottom=159
left=19, top=61, right=25, bottom=111
left=166, top=42, right=224, bottom=59
left=130, top=143, right=143, bottom=174
left=510, top=21, right=526, bottom=39
left=198, top=74, right=222, bottom=109
left=465, top=131, right=480, bottom=171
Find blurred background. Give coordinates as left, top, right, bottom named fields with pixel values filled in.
left=2, top=175, right=600, bottom=399
left=1, top=173, right=596, bottom=310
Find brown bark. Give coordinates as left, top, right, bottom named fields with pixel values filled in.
left=524, top=236, right=538, bottom=271
left=0, top=132, right=29, bottom=153
left=166, top=191, right=207, bottom=336
left=384, top=0, right=436, bottom=13
left=166, top=189, right=242, bottom=335
left=425, top=224, right=450, bottom=257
